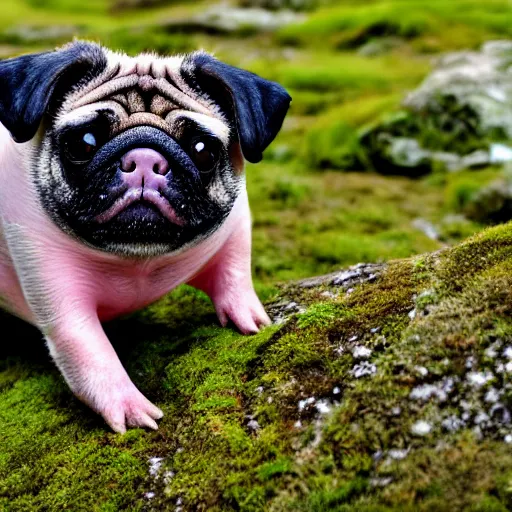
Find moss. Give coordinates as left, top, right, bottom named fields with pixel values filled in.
left=278, top=0, right=512, bottom=49
left=3, top=223, right=512, bottom=510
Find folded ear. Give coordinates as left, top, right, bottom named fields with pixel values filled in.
left=181, top=52, right=291, bottom=164
left=0, top=41, right=107, bottom=143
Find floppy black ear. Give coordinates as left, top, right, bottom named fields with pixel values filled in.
left=181, top=52, right=291, bottom=164
left=0, top=41, right=107, bottom=143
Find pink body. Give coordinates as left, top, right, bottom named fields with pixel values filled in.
left=0, top=125, right=270, bottom=432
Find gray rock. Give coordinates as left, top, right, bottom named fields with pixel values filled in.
left=357, top=37, right=403, bottom=57
left=359, top=41, right=512, bottom=175
left=461, top=179, right=512, bottom=225
left=238, top=0, right=315, bottom=11
left=412, top=219, right=440, bottom=241
left=403, top=41, right=512, bottom=140
left=386, top=138, right=430, bottom=169
left=297, top=262, right=382, bottom=289
left=163, top=5, right=305, bottom=35
left=3, top=25, right=80, bottom=43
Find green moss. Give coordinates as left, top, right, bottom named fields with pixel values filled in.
left=3, top=221, right=512, bottom=510
left=278, top=0, right=512, bottom=49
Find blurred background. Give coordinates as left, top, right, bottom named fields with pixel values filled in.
left=2, top=0, right=512, bottom=288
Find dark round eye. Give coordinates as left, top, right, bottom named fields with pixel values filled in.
left=62, top=130, right=100, bottom=165
left=190, top=137, right=220, bottom=174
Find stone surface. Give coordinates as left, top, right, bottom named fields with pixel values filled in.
left=238, top=0, right=315, bottom=11
left=162, top=5, right=305, bottom=34
left=3, top=24, right=80, bottom=43
left=360, top=41, right=512, bottom=175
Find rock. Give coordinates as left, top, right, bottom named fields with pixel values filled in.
left=162, top=5, right=305, bottom=35
left=404, top=42, right=512, bottom=122
left=490, top=143, right=512, bottom=164
left=2, top=24, right=80, bottom=44
left=412, top=218, right=440, bottom=241
left=357, top=36, right=403, bottom=57
left=297, top=262, right=383, bottom=289
left=4, top=222, right=512, bottom=510
left=359, top=41, right=512, bottom=175
left=461, top=178, right=512, bottom=225
left=237, top=0, right=315, bottom=11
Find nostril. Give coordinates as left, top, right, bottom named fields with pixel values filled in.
left=153, top=163, right=160, bottom=174
left=120, top=158, right=137, bottom=173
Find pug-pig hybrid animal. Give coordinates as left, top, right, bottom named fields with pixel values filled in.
left=0, top=41, right=290, bottom=432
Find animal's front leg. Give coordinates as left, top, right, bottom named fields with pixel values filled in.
left=188, top=207, right=271, bottom=334
left=46, top=312, right=163, bottom=433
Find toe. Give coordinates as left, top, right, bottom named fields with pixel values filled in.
left=105, top=410, right=127, bottom=434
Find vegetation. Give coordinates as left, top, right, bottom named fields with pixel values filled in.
left=1, top=0, right=512, bottom=510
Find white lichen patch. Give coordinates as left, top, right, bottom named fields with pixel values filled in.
left=388, top=448, right=409, bottom=461
left=148, top=457, right=164, bottom=477
left=247, top=419, right=260, bottom=431
left=411, top=420, right=432, bottom=436
left=503, top=346, right=512, bottom=359
left=410, top=383, right=447, bottom=402
left=441, top=415, right=465, bottom=432
left=298, top=396, right=316, bottom=412
left=474, top=411, right=490, bottom=425
left=334, top=345, right=345, bottom=356
left=352, top=362, right=377, bottom=378
left=315, top=399, right=331, bottom=415
left=352, top=345, right=372, bottom=359
left=484, top=387, right=501, bottom=403
left=466, top=356, right=476, bottom=369
left=466, top=371, right=494, bottom=388
left=414, top=365, right=429, bottom=377
left=370, top=477, right=393, bottom=487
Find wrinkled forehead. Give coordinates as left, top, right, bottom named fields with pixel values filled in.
left=55, top=50, right=231, bottom=143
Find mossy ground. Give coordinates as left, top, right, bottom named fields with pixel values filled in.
left=1, top=0, right=512, bottom=510
left=3, top=222, right=512, bottom=510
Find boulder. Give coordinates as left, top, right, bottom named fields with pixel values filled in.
left=3, top=224, right=512, bottom=509
left=461, top=177, right=512, bottom=225
left=162, top=5, right=305, bottom=35
left=360, top=41, right=512, bottom=175
left=2, top=24, right=80, bottom=44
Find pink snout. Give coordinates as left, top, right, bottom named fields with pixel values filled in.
left=120, top=148, right=169, bottom=190
left=95, top=148, right=184, bottom=225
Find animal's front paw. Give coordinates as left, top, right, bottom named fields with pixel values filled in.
left=76, top=375, right=163, bottom=434
left=215, top=288, right=271, bottom=334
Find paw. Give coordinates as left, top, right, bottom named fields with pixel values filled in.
left=76, top=376, right=163, bottom=434
left=215, top=289, right=271, bottom=335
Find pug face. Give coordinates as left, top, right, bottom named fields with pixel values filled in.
left=0, top=42, right=290, bottom=257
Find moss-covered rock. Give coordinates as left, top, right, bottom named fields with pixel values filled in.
left=2, top=223, right=512, bottom=510
left=304, top=41, right=512, bottom=175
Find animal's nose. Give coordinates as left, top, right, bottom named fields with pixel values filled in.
left=121, top=148, right=169, bottom=176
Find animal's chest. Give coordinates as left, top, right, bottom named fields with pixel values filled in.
left=96, top=273, right=165, bottom=320
left=94, top=259, right=202, bottom=322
